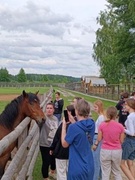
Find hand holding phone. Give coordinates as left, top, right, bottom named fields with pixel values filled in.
left=71, top=109, right=75, bottom=117
left=64, top=110, right=69, bottom=122
left=64, top=109, right=76, bottom=122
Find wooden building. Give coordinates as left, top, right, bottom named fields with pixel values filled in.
left=81, top=76, right=106, bottom=94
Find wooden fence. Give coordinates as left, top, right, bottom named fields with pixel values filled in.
left=0, top=87, right=53, bottom=180
left=65, top=83, right=135, bottom=101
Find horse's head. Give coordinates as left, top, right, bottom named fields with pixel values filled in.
left=22, top=90, right=46, bottom=125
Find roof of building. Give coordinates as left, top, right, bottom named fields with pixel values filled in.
left=81, top=76, right=106, bottom=85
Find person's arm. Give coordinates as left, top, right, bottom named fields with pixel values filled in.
left=61, top=119, right=69, bottom=148
left=125, top=116, right=135, bottom=136
left=58, top=99, right=64, bottom=110
left=92, top=130, right=102, bottom=151
left=120, top=132, right=125, bottom=144
left=115, top=101, right=121, bottom=110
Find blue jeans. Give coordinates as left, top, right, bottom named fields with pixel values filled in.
left=54, top=114, right=62, bottom=124
left=92, top=134, right=102, bottom=180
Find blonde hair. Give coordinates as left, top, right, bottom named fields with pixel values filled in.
left=105, top=106, right=117, bottom=121
left=94, top=100, right=105, bottom=115
left=125, top=98, right=135, bottom=110
left=74, top=99, right=90, bottom=118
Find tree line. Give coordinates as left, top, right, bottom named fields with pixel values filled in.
left=0, top=68, right=80, bottom=83
left=93, top=0, right=135, bottom=85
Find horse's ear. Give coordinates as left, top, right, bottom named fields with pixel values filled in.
left=22, top=90, right=28, bottom=98
left=35, top=90, right=39, bottom=95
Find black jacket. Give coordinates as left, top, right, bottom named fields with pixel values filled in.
left=50, top=123, right=69, bottom=159
left=116, top=100, right=129, bottom=126
left=54, top=99, right=64, bottom=114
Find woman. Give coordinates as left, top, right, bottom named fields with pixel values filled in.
left=61, top=99, right=95, bottom=180
left=94, top=106, right=125, bottom=180
left=121, top=98, right=135, bottom=180
left=39, top=102, right=58, bottom=180
left=92, top=100, right=105, bottom=180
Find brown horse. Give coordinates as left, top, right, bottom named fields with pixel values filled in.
left=0, top=90, right=45, bottom=178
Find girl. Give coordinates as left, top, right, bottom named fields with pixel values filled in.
left=61, top=99, right=95, bottom=180
left=92, top=100, right=105, bottom=180
left=94, top=106, right=125, bottom=180
left=39, top=102, right=58, bottom=180
left=121, top=98, right=135, bottom=180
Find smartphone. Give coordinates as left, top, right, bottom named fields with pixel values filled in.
left=71, top=109, right=76, bottom=117
left=64, top=109, right=76, bottom=122
left=64, top=110, right=69, bottom=122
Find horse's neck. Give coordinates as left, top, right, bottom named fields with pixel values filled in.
left=13, top=112, right=26, bottom=129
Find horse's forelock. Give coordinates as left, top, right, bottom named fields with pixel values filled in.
left=27, top=93, right=40, bottom=103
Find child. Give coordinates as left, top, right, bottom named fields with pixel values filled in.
left=94, top=106, right=125, bottom=180
left=121, top=98, right=135, bottom=180
left=61, top=99, right=95, bottom=180
left=92, top=100, right=105, bottom=180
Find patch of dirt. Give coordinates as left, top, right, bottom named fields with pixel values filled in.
left=0, top=94, right=19, bottom=101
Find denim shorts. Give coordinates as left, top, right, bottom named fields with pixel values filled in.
left=122, top=136, right=135, bottom=160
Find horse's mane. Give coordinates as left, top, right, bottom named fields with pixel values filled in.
left=0, top=93, right=39, bottom=129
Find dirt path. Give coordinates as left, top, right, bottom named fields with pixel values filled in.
left=0, top=94, right=19, bottom=101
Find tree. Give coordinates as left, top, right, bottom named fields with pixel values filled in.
left=0, top=68, right=10, bottom=82
left=17, top=68, right=27, bottom=82
left=93, top=9, right=122, bottom=84
left=93, top=0, right=135, bottom=84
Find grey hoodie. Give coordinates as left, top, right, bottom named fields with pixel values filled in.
left=39, top=115, right=58, bottom=147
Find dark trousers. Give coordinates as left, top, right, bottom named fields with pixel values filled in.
left=40, top=146, right=56, bottom=178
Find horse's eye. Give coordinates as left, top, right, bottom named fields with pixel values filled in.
left=34, top=99, right=38, bottom=102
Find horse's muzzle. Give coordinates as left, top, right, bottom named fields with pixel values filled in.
left=37, top=118, right=46, bottom=129
left=42, top=118, right=46, bottom=123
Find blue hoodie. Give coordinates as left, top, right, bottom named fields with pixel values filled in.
left=65, top=118, right=95, bottom=180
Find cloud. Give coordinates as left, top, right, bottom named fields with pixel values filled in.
left=0, top=0, right=106, bottom=77
left=0, top=2, right=72, bottom=37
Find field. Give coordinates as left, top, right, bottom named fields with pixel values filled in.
left=0, top=87, right=51, bottom=112
left=0, top=87, right=130, bottom=179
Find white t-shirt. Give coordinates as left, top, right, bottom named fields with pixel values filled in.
left=125, top=112, right=135, bottom=136
left=95, top=114, right=105, bottom=134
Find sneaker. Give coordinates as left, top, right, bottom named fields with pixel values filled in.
left=49, top=172, right=56, bottom=180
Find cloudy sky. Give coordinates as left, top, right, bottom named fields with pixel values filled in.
left=0, top=0, right=107, bottom=78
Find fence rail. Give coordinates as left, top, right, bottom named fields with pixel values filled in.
left=65, top=83, right=135, bottom=100
left=0, top=86, right=53, bottom=180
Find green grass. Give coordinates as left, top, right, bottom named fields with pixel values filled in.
left=0, top=87, right=117, bottom=178
left=0, top=87, right=51, bottom=95
left=33, top=153, right=42, bottom=180
left=33, top=88, right=117, bottom=179
left=0, top=87, right=52, bottom=112
left=0, top=102, right=9, bottom=112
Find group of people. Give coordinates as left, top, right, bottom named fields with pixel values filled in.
left=39, top=90, right=135, bottom=180
left=93, top=92, right=135, bottom=180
